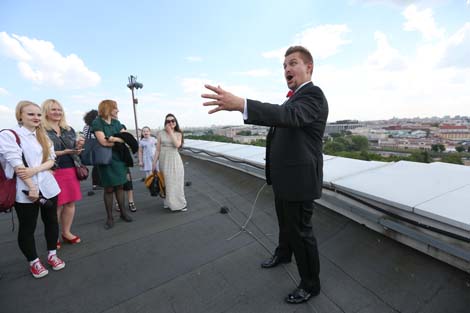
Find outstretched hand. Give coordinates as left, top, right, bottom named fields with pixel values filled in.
left=201, top=84, right=244, bottom=114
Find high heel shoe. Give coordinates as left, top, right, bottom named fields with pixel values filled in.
left=62, top=234, right=81, bottom=244
left=104, top=218, right=114, bottom=229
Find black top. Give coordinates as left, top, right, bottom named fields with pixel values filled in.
left=46, top=127, right=77, bottom=169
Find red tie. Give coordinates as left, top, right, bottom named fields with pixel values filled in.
left=286, top=90, right=294, bottom=98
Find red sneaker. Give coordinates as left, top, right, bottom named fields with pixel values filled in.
left=30, top=260, right=49, bottom=279
left=47, top=254, right=65, bottom=271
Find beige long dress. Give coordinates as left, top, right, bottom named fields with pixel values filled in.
left=158, top=131, right=187, bottom=211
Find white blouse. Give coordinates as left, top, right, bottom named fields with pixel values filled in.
left=0, top=126, right=60, bottom=203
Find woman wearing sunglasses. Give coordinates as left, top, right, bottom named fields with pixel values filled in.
left=152, top=114, right=187, bottom=211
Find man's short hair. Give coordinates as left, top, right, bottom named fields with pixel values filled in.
left=285, top=46, right=314, bottom=65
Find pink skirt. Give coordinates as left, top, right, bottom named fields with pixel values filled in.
left=54, top=167, right=82, bottom=206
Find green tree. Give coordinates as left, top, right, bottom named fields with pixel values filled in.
left=432, top=144, right=446, bottom=152
left=408, top=151, right=431, bottom=163
left=455, top=146, right=465, bottom=153
left=185, top=134, right=233, bottom=143
left=350, top=135, right=369, bottom=152
left=441, top=154, right=463, bottom=165
left=237, top=130, right=251, bottom=136
left=250, top=139, right=266, bottom=147
left=324, top=141, right=347, bottom=154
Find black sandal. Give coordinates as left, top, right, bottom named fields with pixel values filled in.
left=129, top=202, right=137, bottom=212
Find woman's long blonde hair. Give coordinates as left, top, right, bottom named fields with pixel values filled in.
left=41, top=99, right=70, bottom=131
left=16, top=101, right=51, bottom=163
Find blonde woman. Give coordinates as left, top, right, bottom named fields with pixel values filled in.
left=92, top=100, right=133, bottom=229
left=0, top=101, right=64, bottom=278
left=42, top=99, right=84, bottom=247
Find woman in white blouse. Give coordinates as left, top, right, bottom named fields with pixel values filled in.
left=0, top=101, right=64, bottom=279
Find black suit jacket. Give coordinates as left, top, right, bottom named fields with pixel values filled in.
left=245, top=82, right=328, bottom=201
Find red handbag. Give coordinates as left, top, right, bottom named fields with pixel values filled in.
left=75, top=163, right=89, bottom=181
left=0, top=129, right=20, bottom=213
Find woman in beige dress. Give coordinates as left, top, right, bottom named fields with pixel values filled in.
left=152, top=114, right=187, bottom=211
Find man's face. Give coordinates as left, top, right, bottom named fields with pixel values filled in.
left=283, top=52, right=313, bottom=91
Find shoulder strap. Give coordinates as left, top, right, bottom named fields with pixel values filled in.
left=0, top=129, right=21, bottom=145
left=56, top=132, right=70, bottom=149
left=0, top=128, right=28, bottom=169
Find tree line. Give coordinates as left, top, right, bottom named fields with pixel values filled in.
left=186, top=132, right=467, bottom=165
left=324, top=134, right=465, bottom=165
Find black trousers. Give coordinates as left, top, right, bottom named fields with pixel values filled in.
left=91, top=166, right=101, bottom=186
left=14, top=196, right=59, bottom=262
left=274, top=197, right=320, bottom=291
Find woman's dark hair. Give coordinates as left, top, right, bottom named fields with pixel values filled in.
left=164, top=113, right=184, bottom=146
left=84, top=109, right=98, bottom=126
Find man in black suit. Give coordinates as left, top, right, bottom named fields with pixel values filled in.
left=202, top=45, right=328, bottom=304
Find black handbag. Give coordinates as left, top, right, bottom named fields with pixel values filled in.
left=80, top=135, right=112, bottom=166
left=149, top=174, right=160, bottom=197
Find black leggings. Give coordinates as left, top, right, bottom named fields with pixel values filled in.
left=15, top=196, right=59, bottom=262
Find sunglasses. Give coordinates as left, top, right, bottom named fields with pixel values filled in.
left=165, top=119, right=176, bottom=124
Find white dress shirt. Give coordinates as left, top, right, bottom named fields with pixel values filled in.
left=0, top=126, right=60, bottom=203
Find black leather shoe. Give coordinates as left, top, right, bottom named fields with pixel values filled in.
left=285, top=287, right=319, bottom=304
left=120, top=214, right=133, bottom=222
left=260, top=255, right=291, bottom=268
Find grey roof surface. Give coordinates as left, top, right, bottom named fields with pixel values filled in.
left=184, top=140, right=470, bottom=236
left=1, top=156, right=469, bottom=313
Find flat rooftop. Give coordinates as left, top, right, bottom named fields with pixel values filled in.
left=1, top=156, right=469, bottom=313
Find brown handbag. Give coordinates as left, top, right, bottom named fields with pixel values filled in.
left=75, top=162, right=89, bottom=181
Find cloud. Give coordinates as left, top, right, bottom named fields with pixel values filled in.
left=439, top=23, right=470, bottom=68
left=402, top=5, right=444, bottom=41
left=366, top=31, right=407, bottom=70
left=356, top=0, right=418, bottom=7
left=262, top=24, right=351, bottom=61
left=262, top=47, right=286, bottom=60
left=0, top=105, right=16, bottom=128
left=233, top=69, right=273, bottom=77
left=314, top=15, right=470, bottom=123
left=0, top=104, right=12, bottom=113
left=0, top=87, right=8, bottom=96
left=0, top=32, right=101, bottom=89
left=185, top=56, right=203, bottom=62
left=181, top=77, right=215, bottom=95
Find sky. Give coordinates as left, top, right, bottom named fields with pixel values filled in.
left=1, top=0, right=470, bottom=131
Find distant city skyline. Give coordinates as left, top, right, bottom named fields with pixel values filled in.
left=1, top=0, right=469, bottom=130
